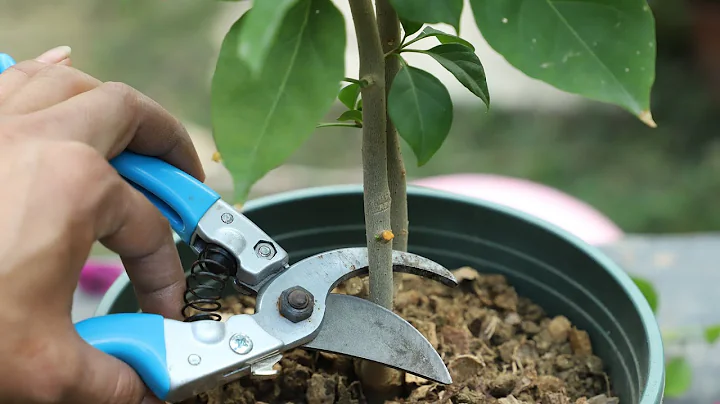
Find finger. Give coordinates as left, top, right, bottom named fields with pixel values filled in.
left=70, top=338, right=148, bottom=404
left=121, top=242, right=187, bottom=321
left=36, top=45, right=73, bottom=64
left=22, top=81, right=205, bottom=181
left=0, top=63, right=100, bottom=114
left=0, top=46, right=72, bottom=104
left=98, top=178, right=186, bottom=320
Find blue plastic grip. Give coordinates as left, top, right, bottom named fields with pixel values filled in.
left=74, top=313, right=171, bottom=400
left=0, top=53, right=15, bottom=74
left=109, top=151, right=221, bottom=243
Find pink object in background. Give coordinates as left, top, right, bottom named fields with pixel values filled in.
left=78, top=259, right=124, bottom=295
left=411, top=174, right=623, bottom=246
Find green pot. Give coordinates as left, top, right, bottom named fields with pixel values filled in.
left=95, top=184, right=664, bottom=403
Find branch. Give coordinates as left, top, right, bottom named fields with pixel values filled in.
left=316, top=122, right=361, bottom=128
left=377, top=0, right=408, bottom=254
left=348, top=0, right=392, bottom=310
left=348, top=0, right=400, bottom=397
left=343, top=77, right=368, bottom=87
left=400, top=35, right=424, bottom=49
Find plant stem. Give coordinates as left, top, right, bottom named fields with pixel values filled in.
left=347, top=0, right=392, bottom=312
left=343, top=77, right=366, bottom=86
left=316, top=122, right=361, bottom=128
left=398, top=48, right=427, bottom=55
left=369, top=1, right=409, bottom=399
left=400, top=35, right=426, bottom=50
left=382, top=46, right=401, bottom=58
left=348, top=0, right=397, bottom=397
left=377, top=0, right=408, bottom=256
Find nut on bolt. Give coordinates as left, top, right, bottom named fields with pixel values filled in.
left=279, top=286, right=314, bottom=323
left=254, top=241, right=276, bottom=260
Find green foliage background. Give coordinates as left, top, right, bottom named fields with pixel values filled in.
left=2, top=0, right=718, bottom=233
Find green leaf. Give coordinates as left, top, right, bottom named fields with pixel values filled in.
left=357, top=98, right=363, bottom=111
left=704, top=325, right=720, bottom=344
left=388, top=64, right=453, bottom=166
left=338, top=83, right=360, bottom=110
left=401, top=19, right=423, bottom=38
left=404, top=26, right=475, bottom=51
left=630, top=276, right=658, bottom=313
left=389, top=0, right=464, bottom=33
left=236, top=0, right=300, bottom=76
left=422, top=44, right=489, bottom=108
left=664, top=357, right=692, bottom=397
left=468, top=0, right=656, bottom=126
left=211, top=0, right=346, bottom=202
left=338, top=110, right=362, bottom=123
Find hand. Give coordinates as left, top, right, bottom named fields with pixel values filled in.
left=0, top=47, right=205, bottom=403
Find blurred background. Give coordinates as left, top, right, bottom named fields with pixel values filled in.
left=3, top=0, right=720, bottom=402
left=3, top=0, right=719, bottom=235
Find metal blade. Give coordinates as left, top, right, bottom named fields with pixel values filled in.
left=254, top=249, right=457, bottom=353
left=303, top=294, right=452, bottom=385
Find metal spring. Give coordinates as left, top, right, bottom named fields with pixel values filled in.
left=182, top=243, right=237, bottom=322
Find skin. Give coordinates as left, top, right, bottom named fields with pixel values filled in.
left=0, top=47, right=205, bottom=403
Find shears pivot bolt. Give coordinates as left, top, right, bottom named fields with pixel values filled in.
left=279, top=286, right=314, bottom=322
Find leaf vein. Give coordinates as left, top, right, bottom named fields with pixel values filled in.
left=248, top=0, right=313, bottom=179
left=405, top=69, right=427, bottom=141
left=543, top=0, right=638, bottom=112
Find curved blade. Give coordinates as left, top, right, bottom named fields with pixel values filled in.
left=254, top=248, right=457, bottom=353
left=303, top=294, right=452, bottom=385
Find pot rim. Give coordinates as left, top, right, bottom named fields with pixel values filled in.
left=94, top=183, right=664, bottom=403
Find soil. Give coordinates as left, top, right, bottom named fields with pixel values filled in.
left=192, top=268, right=619, bottom=404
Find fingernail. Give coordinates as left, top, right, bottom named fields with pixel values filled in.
left=35, top=45, right=72, bottom=63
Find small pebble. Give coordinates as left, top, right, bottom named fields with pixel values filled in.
left=489, top=373, right=517, bottom=397
left=569, top=327, right=594, bottom=355
left=587, top=394, right=619, bottom=404
left=548, top=316, right=572, bottom=342
left=542, top=392, right=571, bottom=404
left=306, top=373, right=336, bottom=404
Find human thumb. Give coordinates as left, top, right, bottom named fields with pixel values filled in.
left=69, top=339, right=149, bottom=404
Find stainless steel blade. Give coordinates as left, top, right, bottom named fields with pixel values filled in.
left=254, top=248, right=457, bottom=353
left=303, top=294, right=452, bottom=385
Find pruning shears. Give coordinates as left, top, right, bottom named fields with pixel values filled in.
left=0, top=54, right=457, bottom=402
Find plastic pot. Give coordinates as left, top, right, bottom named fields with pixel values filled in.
left=95, top=184, right=664, bottom=403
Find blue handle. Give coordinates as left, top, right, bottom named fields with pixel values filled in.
left=109, top=151, right=220, bottom=244
left=74, top=314, right=171, bottom=400
left=0, top=53, right=15, bottom=73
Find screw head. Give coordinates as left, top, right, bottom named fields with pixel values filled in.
left=254, top=242, right=276, bottom=259
left=221, top=213, right=234, bottom=224
left=188, top=354, right=201, bottom=366
left=279, top=286, right=314, bottom=323
left=288, top=289, right=310, bottom=309
left=258, top=245, right=272, bottom=257
left=229, top=334, right=253, bottom=355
